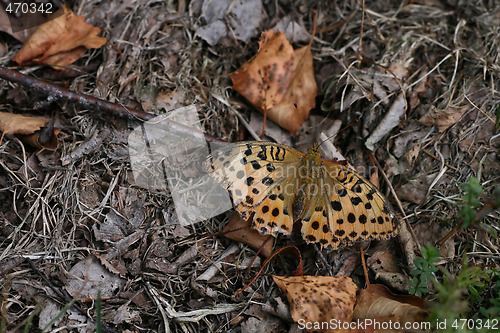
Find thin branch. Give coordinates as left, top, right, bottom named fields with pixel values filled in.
left=0, top=66, right=224, bottom=143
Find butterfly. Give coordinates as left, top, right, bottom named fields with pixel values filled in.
left=207, top=141, right=399, bottom=249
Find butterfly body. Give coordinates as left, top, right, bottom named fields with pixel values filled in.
left=208, top=141, right=398, bottom=249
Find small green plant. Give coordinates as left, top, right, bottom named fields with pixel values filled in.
left=421, top=177, right=500, bottom=332
left=456, top=177, right=483, bottom=228
left=427, top=264, right=500, bottom=333
left=478, top=268, right=500, bottom=319
left=409, top=244, right=440, bottom=296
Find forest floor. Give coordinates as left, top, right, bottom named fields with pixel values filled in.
left=0, top=0, right=499, bottom=332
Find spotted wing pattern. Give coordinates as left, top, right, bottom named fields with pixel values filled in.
left=208, top=142, right=302, bottom=237
left=298, top=161, right=399, bottom=248
left=207, top=141, right=399, bottom=249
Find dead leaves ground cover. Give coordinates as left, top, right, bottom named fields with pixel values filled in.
left=0, top=0, right=499, bottom=332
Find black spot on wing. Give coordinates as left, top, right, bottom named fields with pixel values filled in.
left=272, top=208, right=280, bottom=217
left=245, top=177, right=254, bottom=186
left=351, top=197, right=362, bottom=205
left=331, top=201, right=342, bottom=211
left=262, top=176, right=274, bottom=186
left=251, top=160, right=262, bottom=170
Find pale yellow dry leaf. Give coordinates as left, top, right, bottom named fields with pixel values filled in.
left=0, top=112, right=48, bottom=135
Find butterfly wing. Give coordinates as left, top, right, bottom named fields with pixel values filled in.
left=208, top=142, right=303, bottom=237
left=325, top=162, right=398, bottom=247
left=296, top=187, right=339, bottom=247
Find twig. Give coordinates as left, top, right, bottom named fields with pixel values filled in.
left=422, top=150, right=458, bottom=171
left=60, top=127, right=111, bottom=166
left=359, top=245, right=370, bottom=287
left=0, top=67, right=223, bottom=144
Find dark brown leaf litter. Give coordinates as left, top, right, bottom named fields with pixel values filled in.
left=1, top=0, right=499, bottom=331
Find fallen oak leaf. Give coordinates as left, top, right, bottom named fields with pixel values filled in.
left=273, top=275, right=357, bottom=333
left=12, top=3, right=106, bottom=68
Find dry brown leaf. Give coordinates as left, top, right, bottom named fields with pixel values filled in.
left=366, top=243, right=409, bottom=292
left=230, top=30, right=317, bottom=133
left=65, top=256, right=126, bottom=302
left=230, top=30, right=294, bottom=111
left=353, top=284, right=428, bottom=330
left=268, top=43, right=317, bottom=133
left=0, top=112, right=59, bottom=150
left=223, top=212, right=274, bottom=258
left=12, top=3, right=106, bottom=68
left=396, top=172, right=440, bottom=205
left=20, top=129, right=60, bottom=150
left=273, top=275, right=357, bottom=332
left=419, top=105, right=468, bottom=132
left=0, top=111, right=48, bottom=135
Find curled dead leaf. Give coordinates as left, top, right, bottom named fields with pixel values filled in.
left=20, top=129, right=60, bottom=150
left=273, top=275, right=357, bottom=332
left=223, top=212, right=274, bottom=258
left=353, top=284, right=429, bottom=330
left=0, top=112, right=59, bottom=150
left=12, top=3, right=106, bottom=68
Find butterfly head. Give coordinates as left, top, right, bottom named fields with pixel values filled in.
left=306, top=145, right=322, bottom=156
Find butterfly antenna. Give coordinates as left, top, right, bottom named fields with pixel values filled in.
left=317, top=119, right=359, bottom=148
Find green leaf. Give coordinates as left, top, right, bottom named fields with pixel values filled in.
left=414, top=257, right=425, bottom=269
